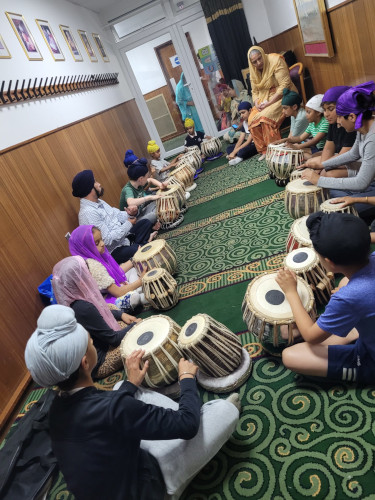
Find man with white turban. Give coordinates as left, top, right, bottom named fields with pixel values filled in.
left=25, top=305, right=240, bottom=500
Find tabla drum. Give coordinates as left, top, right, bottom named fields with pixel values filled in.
left=170, top=162, right=196, bottom=192
left=185, top=145, right=200, bottom=155
left=285, top=216, right=313, bottom=253
left=142, top=268, right=179, bottom=310
left=284, top=247, right=334, bottom=306
left=157, top=183, right=186, bottom=210
left=156, top=189, right=184, bottom=230
left=162, top=178, right=189, bottom=214
left=182, top=151, right=201, bottom=170
left=178, top=314, right=242, bottom=378
left=320, top=198, right=359, bottom=217
left=266, top=143, right=280, bottom=163
left=132, top=239, right=177, bottom=276
left=285, top=178, right=328, bottom=219
left=120, top=315, right=183, bottom=388
left=268, top=146, right=304, bottom=186
left=242, top=272, right=316, bottom=354
left=201, top=137, right=222, bottom=159
left=290, top=168, right=304, bottom=181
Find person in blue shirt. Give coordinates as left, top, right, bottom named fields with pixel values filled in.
left=276, top=211, right=375, bottom=384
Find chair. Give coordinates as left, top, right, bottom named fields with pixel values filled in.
left=289, top=62, right=307, bottom=104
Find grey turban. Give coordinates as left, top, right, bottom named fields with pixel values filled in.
left=25, top=305, right=88, bottom=387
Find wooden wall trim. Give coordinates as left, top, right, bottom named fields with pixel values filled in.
left=327, top=0, right=355, bottom=12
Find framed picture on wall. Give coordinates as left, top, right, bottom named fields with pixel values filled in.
left=59, top=24, right=83, bottom=61
left=92, top=33, right=109, bottom=62
left=77, top=30, right=98, bottom=62
left=36, top=19, right=64, bottom=61
left=0, top=34, right=11, bottom=58
left=5, top=12, right=43, bottom=60
left=292, top=0, right=334, bottom=57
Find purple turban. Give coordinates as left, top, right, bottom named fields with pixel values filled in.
left=238, top=101, right=252, bottom=111
left=336, top=81, right=375, bottom=129
left=322, top=86, right=351, bottom=104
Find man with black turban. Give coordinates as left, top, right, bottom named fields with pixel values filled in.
left=276, top=211, right=375, bottom=384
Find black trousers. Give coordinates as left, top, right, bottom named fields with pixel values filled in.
left=111, top=219, right=153, bottom=264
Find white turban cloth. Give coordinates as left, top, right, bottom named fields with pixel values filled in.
left=25, top=304, right=88, bottom=387
left=305, top=94, right=324, bottom=113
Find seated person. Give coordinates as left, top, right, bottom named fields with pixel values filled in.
left=72, top=169, right=155, bottom=264
left=285, top=94, right=329, bottom=156
left=226, top=102, right=257, bottom=166
left=300, top=86, right=356, bottom=177
left=276, top=211, right=375, bottom=385
left=25, top=305, right=240, bottom=500
left=302, top=81, right=375, bottom=217
left=184, top=118, right=212, bottom=161
left=273, top=88, right=308, bottom=140
left=52, top=256, right=140, bottom=379
left=119, top=159, right=165, bottom=223
left=147, top=140, right=183, bottom=181
left=217, top=84, right=232, bottom=130
left=331, top=195, right=375, bottom=242
left=69, top=225, right=147, bottom=309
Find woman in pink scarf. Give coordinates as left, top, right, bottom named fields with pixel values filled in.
left=52, top=256, right=140, bottom=379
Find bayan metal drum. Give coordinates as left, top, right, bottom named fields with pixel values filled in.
left=132, top=239, right=177, bottom=276
left=285, top=178, right=328, bottom=219
left=142, top=268, right=179, bottom=310
left=120, top=315, right=183, bottom=388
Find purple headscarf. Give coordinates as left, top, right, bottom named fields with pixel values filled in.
left=69, top=225, right=127, bottom=286
left=322, top=86, right=351, bottom=104
left=336, top=81, right=375, bottom=129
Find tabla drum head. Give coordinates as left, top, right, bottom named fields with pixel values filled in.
left=286, top=178, right=321, bottom=194
left=284, top=247, right=318, bottom=272
left=292, top=216, right=312, bottom=246
left=143, top=268, right=164, bottom=282
left=120, top=315, right=171, bottom=356
left=137, top=239, right=165, bottom=259
left=179, top=314, right=206, bottom=347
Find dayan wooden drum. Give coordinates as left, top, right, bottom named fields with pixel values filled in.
left=242, top=272, right=316, bottom=351
left=284, top=247, right=334, bottom=306
left=178, top=314, right=242, bottom=377
left=185, top=145, right=200, bottom=155
left=285, top=178, right=329, bottom=219
left=182, top=150, right=201, bottom=170
left=320, top=198, right=359, bottom=217
left=120, top=315, right=183, bottom=388
left=132, top=239, right=177, bottom=276
left=142, top=268, right=179, bottom=310
left=156, top=186, right=184, bottom=229
left=266, top=143, right=279, bottom=163
left=290, top=168, right=304, bottom=181
left=158, top=183, right=186, bottom=210
left=170, top=162, right=196, bottom=192
left=285, top=216, right=313, bottom=253
left=268, top=146, right=304, bottom=186
left=201, top=137, right=222, bottom=158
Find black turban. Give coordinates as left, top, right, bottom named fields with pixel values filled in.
left=72, top=170, right=95, bottom=198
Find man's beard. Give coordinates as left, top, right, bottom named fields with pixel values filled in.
left=94, top=187, right=104, bottom=198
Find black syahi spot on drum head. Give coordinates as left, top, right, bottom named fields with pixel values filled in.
left=148, top=270, right=158, bottom=277
left=185, top=322, right=197, bottom=337
left=303, top=181, right=312, bottom=186
left=265, top=290, right=285, bottom=306
left=137, top=331, right=154, bottom=345
left=142, top=245, right=152, bottom=253
left=293, top=251, right=308, bottom=263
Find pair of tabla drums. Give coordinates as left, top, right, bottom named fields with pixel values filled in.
left=120, top=314, right=252, bottom=394
left=266, top=144, right=304, bottom=186
left=201, top=137, right=222, bottom=159
left=156, top=183, right=186, bottom=230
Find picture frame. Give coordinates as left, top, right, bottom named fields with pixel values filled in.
left=0, top=34, right=11, bottom=59
left=92, top=33, right=109, bottom=62
left=35, top=19, right=64, bottom=61
left=59, top=24, right=83, bottom=61
left=78, top=29, right=97, bottom=62
left=5, top=12, right=43, bottom=60
left=292, top=0, right=334, bottom=58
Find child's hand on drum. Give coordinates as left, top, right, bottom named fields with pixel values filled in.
left=329, top=196, right=353, bottom=208
left=301, top=169, right=319, bottom=185
left=126, top=349, right=149, bottom=386
left=121, top=313, right=141, bottom=324
left=178, top=359, right=198, bottom=381
left=276, top=268, right=298, bottom=295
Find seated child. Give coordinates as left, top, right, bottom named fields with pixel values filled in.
left=276, top=211, right=375, bottom=384
left=69, top=225, right=147, bottom=310
left=147, top=140, right=184, bottom=181
left=273, top=88, right=308, bottom=140
left=226, top=102, right=257, bottom=165
left=119, top=159, right=165, bottom=225
left=52, top=257, right=139, bottom=379
left=184, top=118, right=212, bottom=161
left=285, top=94, right=329, bottom=157
left=300, top=86, right=357, bottom=178
left=25, top=305, right=240, bottom=500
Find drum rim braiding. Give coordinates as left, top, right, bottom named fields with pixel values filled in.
left=320, top=198, right=359, bottom=216
left=286, top=216, right=313, bottom=252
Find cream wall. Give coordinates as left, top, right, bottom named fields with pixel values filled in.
left=0, top=0, right=132, bottom=151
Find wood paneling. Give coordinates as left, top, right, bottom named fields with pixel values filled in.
left=260, top=0, right=375, bottom=94
left=0, top=99, right=150, bottom=430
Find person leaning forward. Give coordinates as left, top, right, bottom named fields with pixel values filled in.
left=72, top=169, right=154, bottom=264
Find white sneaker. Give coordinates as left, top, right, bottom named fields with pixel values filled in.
left=228, top=157, right=243, bottom=166
left=184, top=191, right=191, bottom=200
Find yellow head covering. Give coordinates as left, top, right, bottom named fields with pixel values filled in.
left=184, top=118, right=194, bottom=128
left=147, top=140, right=160, bottom=154
left=247, top=45, right=283, bottom=93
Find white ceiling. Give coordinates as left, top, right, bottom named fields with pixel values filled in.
left=68, top=0, right=148, bottom=15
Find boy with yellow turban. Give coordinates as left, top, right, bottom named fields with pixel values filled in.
left=147, top=140, right=183, bottom=182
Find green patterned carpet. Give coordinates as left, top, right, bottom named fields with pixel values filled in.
left=8, top=151, right=375, bottom=499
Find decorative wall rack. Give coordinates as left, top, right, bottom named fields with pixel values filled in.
left=0, top=72, right=119, bottom=106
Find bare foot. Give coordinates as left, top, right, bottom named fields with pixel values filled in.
left=148, top=231, right=158, bottom=242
